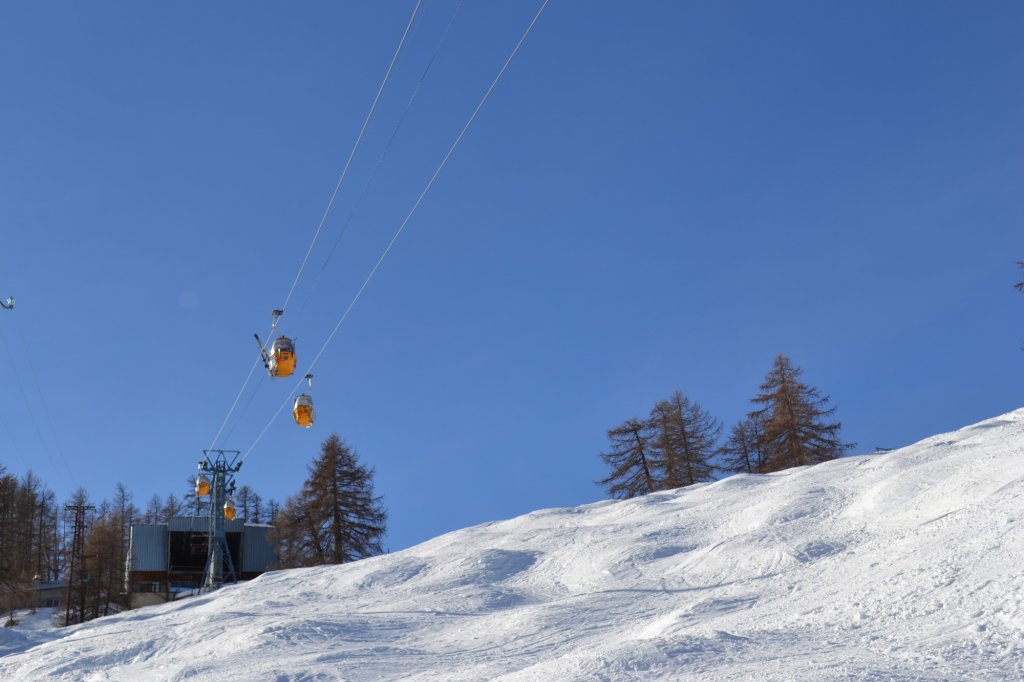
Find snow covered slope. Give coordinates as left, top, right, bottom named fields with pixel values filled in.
left=3, top=410, right=1024, bottom=681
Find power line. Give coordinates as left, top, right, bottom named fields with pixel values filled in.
left=207, top=1, right=422, bottom=453
left=241, top=0, right=551, bottom=463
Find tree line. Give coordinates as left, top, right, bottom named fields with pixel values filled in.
left=0, top=434, right=387, bottom=625
left=598, top=353, right=855, bottom=499
left=0, top=469, right=60, bottom=622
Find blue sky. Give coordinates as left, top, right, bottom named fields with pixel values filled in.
left=0, top=1, right=1021, bottom=552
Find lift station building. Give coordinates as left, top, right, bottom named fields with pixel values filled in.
left=127, top=516, right=276, bottom=608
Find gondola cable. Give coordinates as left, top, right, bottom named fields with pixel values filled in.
left=280, top=0, right=423, bottom=316
left=293, top=0, right=466, bottom=324
left=0, top=396, right=31, bottom=473
left=0, top=322, right=74, bottom=491
left=206, top=0, right=422, bottom=452
left=221, top=371, right=265, bottom=446
left=240, top=0, right=551, bottom=463
left=10, top=315, right=76, bottom=479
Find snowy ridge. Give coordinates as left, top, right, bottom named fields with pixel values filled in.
left=2, top=410, right=1024, bottom=680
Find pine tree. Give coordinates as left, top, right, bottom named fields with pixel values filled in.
left=112, top=483, right=135, bottom=555
left=265, top=499, right=280, bottom=525
left=143, top=494, right=162, bottom=524
left=0, top=469, right=60, bottom=608
left=236, top=485, right=258, bottom=523
left=719, top=415, right=769, bottom=474
left=249, top=492, right=264, bottom=524
left=161, top=493, right=183, bottom=522
left=276, top=435, right=386, bottom=567
left=83, top=498, right=130, bottom=619
left=597, top=417, right=659, bottom=499
left=649, top=391, right=720, bottom=488
left=750, top=353, right=853, bottom=471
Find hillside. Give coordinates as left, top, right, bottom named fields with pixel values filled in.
left=2, top=409, right=1023, bottom=680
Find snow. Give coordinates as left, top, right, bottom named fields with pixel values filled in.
left=2, top=409, right=1024, bottom=680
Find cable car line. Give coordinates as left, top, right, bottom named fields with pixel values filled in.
left=280, top=0, right=419, bottom=315
left=207, top=354, right=264, bottom=453
left=0, top=289, right=27, bottom=471
left=206, top=1, right=422, bottom=454
left=293, top=0, right=465, bottom=324
left=0, top=287, right=62, bottom=479
left=240, top=0, right=550, bottom=463
left=221, top=372, right=265, bottom=446
left=0, top=397, right=31, bottom=473
left=0, top=323, right=74, bottom=491
left=9, top=315, right=77, bottom=480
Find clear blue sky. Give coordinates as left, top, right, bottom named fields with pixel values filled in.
left=0, top=1, right=1021, bottom=552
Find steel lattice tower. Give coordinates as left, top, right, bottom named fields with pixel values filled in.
left=198, top=450, right=241, bottom=590
left=63, top=504, right=94, bottom=625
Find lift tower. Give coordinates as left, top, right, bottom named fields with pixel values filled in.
left=198, top=450, right=241, bottom=590
left=64, top=503, right=94, bottom=625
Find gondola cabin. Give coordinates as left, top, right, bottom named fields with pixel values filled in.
left=223, top=498, right=236, bottom=521
left=195, top=475, right=210, bottom=497
left=293, top=394, right=314, bottom=428
left=268, top=336, right=296, bottom=378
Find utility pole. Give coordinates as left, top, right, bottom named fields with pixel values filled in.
left=63, top=504, right=94, bottom=626
left=198, top=450, right=241, bottom=591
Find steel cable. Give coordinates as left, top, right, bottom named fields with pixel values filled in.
left=207, top=1, right=422, bottom=453
left=241, top=0, right=551, bottom=462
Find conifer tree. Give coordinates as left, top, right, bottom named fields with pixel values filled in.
left=249, top=491, right=264, bottom=524
left=597, top=417, right=659, bottom=499
left=0, top=469, right=61, bottom=608
left=143, top=494, right=162, bottom=524
left=719, top=415, right=769, bottom=474
left=276, top=435, right=386, bottom=567
left=161, top=493, right=184, bottom=522
left=83, top=496, right=131, bottom=619
left=750, top=353, right=853, bottom=471
left=112, top=483, right=135, bottom=552
left=236, top=485, right=259, bottom=523
left=649, top=391, right=720, bottom=488
left=265, top=499, right=281, bottom=525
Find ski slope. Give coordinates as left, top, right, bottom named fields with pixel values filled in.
left=2, top=409, right=1023, bottom=680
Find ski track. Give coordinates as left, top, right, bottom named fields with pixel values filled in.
left=2, top=409, right=1024, bottom=680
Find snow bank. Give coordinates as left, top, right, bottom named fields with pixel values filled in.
left=2, top=410, right=1023, bottom=680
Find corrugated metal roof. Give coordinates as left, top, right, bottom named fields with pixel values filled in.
left=167, top=516, right=246, bottom=533
left=242, top=524, right=277, bottom=572
left=129, top=525, right=168, bottom=572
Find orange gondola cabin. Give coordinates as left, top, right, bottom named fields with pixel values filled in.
left=293, top=374, right=314, bottom=428
left=293, top=394, right=314, bottom=428
left=256, top=310, right=296, bottom=379
left=267, top=336, right=296, bottom=378
left=223, top=498, right=236, bottom=521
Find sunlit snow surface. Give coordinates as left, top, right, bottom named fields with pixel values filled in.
left=3, top=410, right=1024, bottom=680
